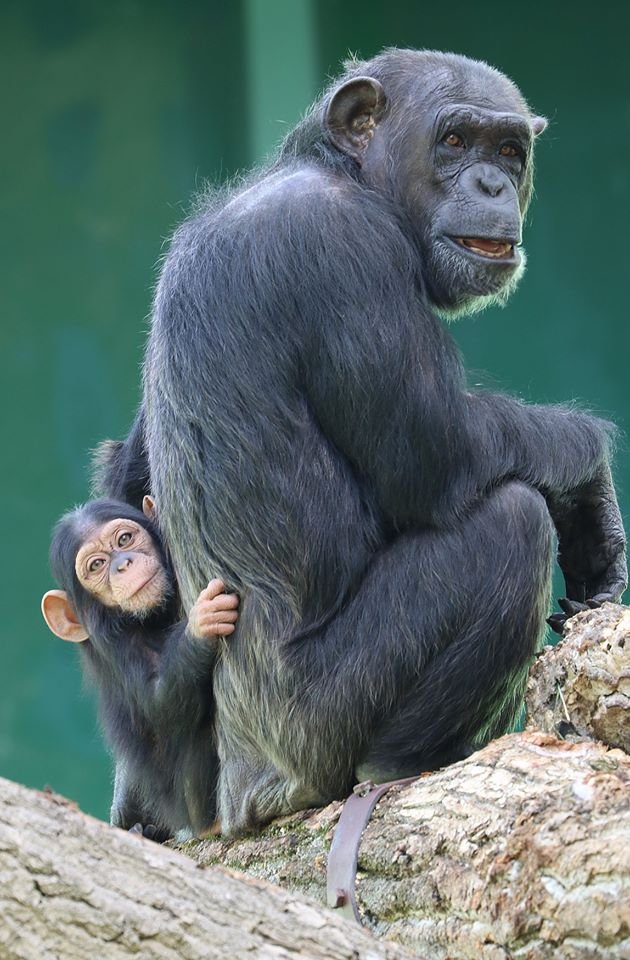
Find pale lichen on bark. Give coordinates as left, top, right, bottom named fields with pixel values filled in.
left=187, top=733, right=630, bottom=959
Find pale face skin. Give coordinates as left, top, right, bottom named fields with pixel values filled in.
left=75, top=518, right=168, bottom=614
left=73, top=518, right=239, bottom=638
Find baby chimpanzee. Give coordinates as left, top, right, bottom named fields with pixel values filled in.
left=41, top=497, right=239, bottom=841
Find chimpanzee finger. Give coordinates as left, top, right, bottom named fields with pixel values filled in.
left=198, top=579, right=227, bottom=601
left=546, top=613, right=567, bottom=635
left=558, top=597, right=588, bottom=617
left=197, top=621, right=236, bottom=638
left=590, top=580, right=627, bottom=604
left=208, top=593, right=240, bottom=610
left=199, top=609, right=239, bottom=626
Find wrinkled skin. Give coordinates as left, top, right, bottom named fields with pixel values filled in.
left=74, top=517, right=168, bottom=613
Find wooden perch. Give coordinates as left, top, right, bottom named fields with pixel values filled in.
left=180, top=605, right=630, bottom=958
left=1, top=606, right=628, bottom=958
left=183, top=733, right=630, bottom=959
left=0, top=775, right=412, bottom=960
left=526, top=603, right=630, bottom=752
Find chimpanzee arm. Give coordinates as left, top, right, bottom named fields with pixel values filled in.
left=91, top=407, right=150, bottom=511
left=110, top=759, right=172, bottom=841
left=148, top=624, right=217, bottom=729
left=464, top=391, right=627, bottom=604
left=110, top=758, right=145, bottom=829
left=150, top=581, right=239, bottom=726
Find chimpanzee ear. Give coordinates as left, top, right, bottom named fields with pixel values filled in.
left=531, top=116, right=548, bottom=137
left=325, top=76, right=387, bottom=164
left=142, top=495, right=156, bottom=519
left=41, top=590, right=89, bottom=643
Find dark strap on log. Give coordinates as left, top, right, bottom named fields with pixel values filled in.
left=326, top=777, right=418, bottom=924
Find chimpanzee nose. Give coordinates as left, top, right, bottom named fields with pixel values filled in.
left=114, top=553, right=134, bottom=573
left=476, top=164, right=505, bottom=198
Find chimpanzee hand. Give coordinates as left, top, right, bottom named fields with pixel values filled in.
left=188, top=578, right=240, bottom=641
left=547, top=464, right=627, bottom=634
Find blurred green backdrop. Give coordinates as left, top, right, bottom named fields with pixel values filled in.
left=1, top=0, right=628, bottom=822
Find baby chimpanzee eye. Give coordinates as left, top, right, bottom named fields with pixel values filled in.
left=88, top=558, right=105, bottom=573
left=118, top=531, right=133, bottom=548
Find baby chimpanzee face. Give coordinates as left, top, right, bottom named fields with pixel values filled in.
left=74, top=518, right=169, bottom=614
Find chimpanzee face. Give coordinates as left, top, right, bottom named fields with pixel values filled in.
left=408, top=100, right=538, bottom=314
left=75, top=518, right=168, bottom=613
left=324, top=56, right=546, bottom=317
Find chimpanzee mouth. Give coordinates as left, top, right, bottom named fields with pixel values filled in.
left=128, top=570, right=158, bottom=598
left=452, top=237, right=517, bottom=260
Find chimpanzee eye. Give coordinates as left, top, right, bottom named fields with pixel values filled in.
left=88, top=557, right=105, bottom=573
left=499, top=143, right=520, bottom=158
left=443, top=132, right=465, bottom=148
left=118, top=531, right=133, bottom=547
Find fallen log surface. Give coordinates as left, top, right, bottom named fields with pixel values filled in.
left=0, top=776, right=413, bottom=960
left=182, top=732, right=630, bottom=960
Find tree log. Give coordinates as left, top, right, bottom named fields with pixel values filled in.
left=0, top=776, right=413, bottom=960
left=526, top=603, right=630, bottom=752
left=182, top=732, right=630, bottom=959
left=2, top=606, right=629, bottom=958
left=178, top=606, right=630, bottom=958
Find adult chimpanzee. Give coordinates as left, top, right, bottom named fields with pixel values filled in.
left=41, top=499, right=239, bottom=840
left=113, top=49, right=625, bottom=837
left=92, top=409, right=150, bottom=511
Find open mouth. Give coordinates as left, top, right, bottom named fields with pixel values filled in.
left=453, top=237, right=516, bottom=260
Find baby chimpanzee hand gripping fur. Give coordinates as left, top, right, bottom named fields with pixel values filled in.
left=41, top=498, right=239, bottom=840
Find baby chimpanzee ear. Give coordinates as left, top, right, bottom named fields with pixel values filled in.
left=142, top=495, right=156, bottom=520
left=41, top=590, right=89, bottom=643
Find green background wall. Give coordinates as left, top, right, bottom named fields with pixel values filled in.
left=1, top=0, right=628, bottom=822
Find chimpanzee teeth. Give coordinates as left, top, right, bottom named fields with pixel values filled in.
left=458, top=239, right=512, bottom=258
left=471, top=246, right=511, bottom=258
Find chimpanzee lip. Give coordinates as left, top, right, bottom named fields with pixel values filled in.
left=451, top=236, right=517, bottom=260
left=128, top=570, right=158, bottom=598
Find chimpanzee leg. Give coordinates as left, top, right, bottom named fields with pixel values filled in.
left=216, top=752, right=329, bottom=836
left=218, top=481, right=554, bottom=835
left=357, top=480, right=554, bottom=781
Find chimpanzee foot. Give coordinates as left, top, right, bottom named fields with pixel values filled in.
left=356, top=740, right=478, bottom=784
left=219, top=760, right=325, bottom=838
left=128, top=822, right=166, bottom=841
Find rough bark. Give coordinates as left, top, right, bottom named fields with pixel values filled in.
left=0, top=776, right=413, bottom=960
left=526, top=603, right=630, bottom=752
left=2, top=606, right=629, bottom=959
left=182, top=732, right=630, bottom=960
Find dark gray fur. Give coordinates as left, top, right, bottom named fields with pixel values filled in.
left=50, top=499, right=218, bottom=840
left=103, top=49, right=626, bottom=836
